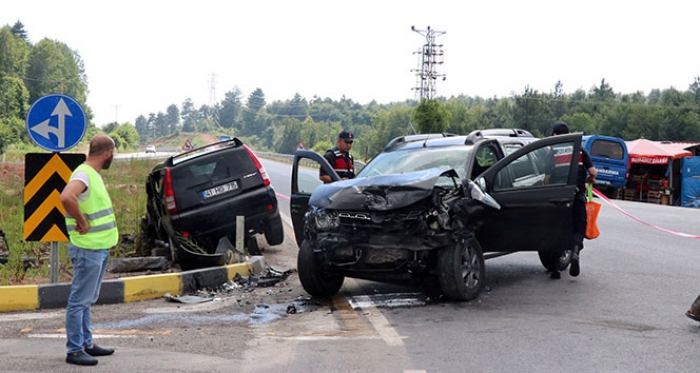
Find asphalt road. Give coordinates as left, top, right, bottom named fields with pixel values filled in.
left=1, top=158, right=699, bottom=372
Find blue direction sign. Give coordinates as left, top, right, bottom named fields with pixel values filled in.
left=26, top=94, right=87, bottom=152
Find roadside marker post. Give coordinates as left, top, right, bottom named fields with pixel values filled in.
left=25, top=94, right=88, bottom=283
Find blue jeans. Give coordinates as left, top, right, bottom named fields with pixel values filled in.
left=65, top=244, right=110, bottom=354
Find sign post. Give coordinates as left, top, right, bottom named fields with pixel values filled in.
left=25, top=94, right=88, bottom=283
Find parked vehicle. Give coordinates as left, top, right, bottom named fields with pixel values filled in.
left=291, top=130, right=583, bottom=301
left=142, top=138, right=284, bottom=268
left=582, top=135, right=629, bottom=197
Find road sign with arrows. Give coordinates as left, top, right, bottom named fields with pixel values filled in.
left=26, top=94, right=87, bottom=152
left=23, top=153, right=86, bottom=242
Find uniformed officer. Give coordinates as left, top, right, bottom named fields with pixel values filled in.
left=320, top=130, right=355, bottom=183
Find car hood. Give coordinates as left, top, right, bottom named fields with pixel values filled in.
left=309, top=167, right=458, bottom=211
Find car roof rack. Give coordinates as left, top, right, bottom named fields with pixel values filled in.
left=465, top=128, right=534, bottom=145
left=384, top=133, right=458, bottom=151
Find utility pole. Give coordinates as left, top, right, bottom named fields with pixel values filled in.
left=209, top=73, right=217, bottom=104
left=411, top=26, right=446, bottom=101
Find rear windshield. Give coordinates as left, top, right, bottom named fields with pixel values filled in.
left=174, top=151, right=255, bottom=187
left=590, top=140, right=625, bottom=160
left=357, top=146, right=472, bottom=179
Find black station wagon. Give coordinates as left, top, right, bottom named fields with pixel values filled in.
left=142, top=138, right=284, bottom=267
left=290, top=130, right=583, bottom=301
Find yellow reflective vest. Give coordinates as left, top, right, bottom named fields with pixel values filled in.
left=65, top=164, right=119, bottom=249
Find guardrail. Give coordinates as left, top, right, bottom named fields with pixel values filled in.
left=256, top=151, right=366, bottom=171
left=1, top=150, right=365, bottom=171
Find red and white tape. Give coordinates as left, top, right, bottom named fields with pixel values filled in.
left=591, top=188, right=700, bottom=239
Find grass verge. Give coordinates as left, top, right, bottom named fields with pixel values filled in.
left=0, top=156, right=161, bottom=285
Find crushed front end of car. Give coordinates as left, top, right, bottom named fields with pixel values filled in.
left=302, top=168, right=487, bottom=284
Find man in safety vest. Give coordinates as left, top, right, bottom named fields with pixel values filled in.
left=320, top=130, right=356, bottom=183
left=60, top=134, right=118, bottom=366
left=549, top=122, right=597, bottom=279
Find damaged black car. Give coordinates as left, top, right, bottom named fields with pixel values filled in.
left=291, top=131, right=583, bottom=301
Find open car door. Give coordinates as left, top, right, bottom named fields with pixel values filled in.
left=290, top=150, right=340, bottom=247
left=475, top=133, right=582, bottom=254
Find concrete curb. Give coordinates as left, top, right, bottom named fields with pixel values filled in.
left=0, top=257, right=265, bottom=313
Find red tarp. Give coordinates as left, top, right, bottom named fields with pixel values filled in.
left=626, top=139, right=692, bottom=165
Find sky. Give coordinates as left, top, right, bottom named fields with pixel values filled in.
left=3, top=0, right=699, bottom=127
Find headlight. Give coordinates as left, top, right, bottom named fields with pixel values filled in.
left=314, top=210, right=339, bottom=231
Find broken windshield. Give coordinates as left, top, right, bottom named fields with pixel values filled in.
left=357, top=146, right=473, bottom=180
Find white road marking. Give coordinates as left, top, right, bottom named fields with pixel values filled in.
left=346, top=280, right=406, bottom=347
left=348, top=293, right=426, bottom=309
left=266, top=335, right=381, bottom=341
left=0, top=311, right=63, bottom=322
left=26, top=333, right=136, bottom=339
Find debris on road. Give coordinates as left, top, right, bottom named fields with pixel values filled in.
left=163, top=292, right=215, bottom=304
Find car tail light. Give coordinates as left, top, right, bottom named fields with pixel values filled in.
left=243, top=145, right=271, bottom=186
left=164, top=167, right=178, bottom=215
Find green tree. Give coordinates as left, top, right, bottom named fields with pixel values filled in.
left=166, top=104, right=180, bottom=134
left=181, top=98, right=197, bottom=132
left=412, top=99, right=451, bottom=134
left=135, top=115, right=148, bottom=141
left=113, top=122, right=140, bottom=149
left=514, top=86, right=552, bottom=136
left=25, top=39, right=88, bottom=106
left=10, top=21, right=29, bottom=42
left=268, top=93, right=309, bottom=118
left=590, top=78, right=615, bottom=101
left=369, top=104, right=413, bottom=155
left=241, top=88, right=266, bottom=136
left=0, top=25, right=30, bottom=78
left=560, top=112, right=598, bottom=135
left=153, top=112, right=166, bottom=138
left=219, top=87, right=243, bottom=130
left=689, top=76, right=700, bottom=104
left=275, top=117, right=303, bottom=154
left=0, top=117, right=25, bottom=153
left=0, top=76, right=29, bottom=118
left=288, top=93, right=309, bottom=117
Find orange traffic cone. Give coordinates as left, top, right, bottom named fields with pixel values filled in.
left=686, top=294, right=700, bottom=322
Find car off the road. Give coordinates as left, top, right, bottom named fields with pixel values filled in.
left=290, top=130, right=583, bottom=301
left=142, top=138, right=284, bottom=268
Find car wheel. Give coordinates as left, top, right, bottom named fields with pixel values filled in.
left=438, top=236, right=485, bottom=301
left=297, top=240, right=344, bottom=297
left=264, top=215, right=285, bottom=246
left=538, top=249, right=573, bottom=272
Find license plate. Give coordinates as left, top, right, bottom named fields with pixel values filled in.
left=202, top=181, right=238, bottom=199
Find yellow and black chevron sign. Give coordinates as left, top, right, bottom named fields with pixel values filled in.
left=24, top=153, right=86, bottom=242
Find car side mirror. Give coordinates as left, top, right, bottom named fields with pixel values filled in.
left=467, top=179, right=501, bottom=210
